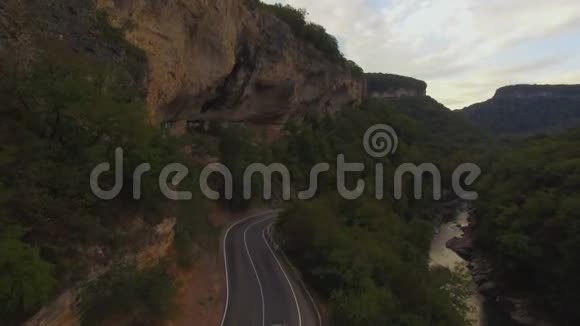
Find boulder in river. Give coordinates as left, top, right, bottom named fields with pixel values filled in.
left=446, top=236, right=474, bottom=259
left=478, top=281, right=498, bottom=296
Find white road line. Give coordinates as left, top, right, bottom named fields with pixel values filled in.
left=220, top=211, right=274, bottom=326
left=261, top=222, right=303, bottom=326
left=266, top=223, right=323, bottom=326
left=245, top=218, right=269, bottom=326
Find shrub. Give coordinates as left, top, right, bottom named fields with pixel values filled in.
left=80, top=265, right=176, bottom=326
left=174, top=199, right=217, bottom=267
left=0, top=224, right=56, bottom=321
left=347, top=60, right=365, bottom=79
left=260, top=3, right=343, bottom=61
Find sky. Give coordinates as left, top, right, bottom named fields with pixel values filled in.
left=263, top=0, right=580, bottom=109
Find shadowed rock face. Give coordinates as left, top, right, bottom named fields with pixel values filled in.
left=97, top=0, right=365, bottom=136
left=493, top=85, right=580, bottom=99
left=460, top=84, right=580, bottom=135
left=365, top=73, right=427, bottom=99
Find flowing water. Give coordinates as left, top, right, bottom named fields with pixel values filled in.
left=429, top=209, right=517, bottom=326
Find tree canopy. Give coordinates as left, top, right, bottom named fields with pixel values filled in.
left=474, top=129, right=580, bottom=324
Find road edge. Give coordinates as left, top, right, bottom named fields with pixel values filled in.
left=264, top=223, right=324, bottom=326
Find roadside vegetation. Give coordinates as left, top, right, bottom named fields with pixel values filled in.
left=0, top=28, right=210, bottom=325
left=80, top=265, right=175, bottom=326
left=198, top=95, right=481, bottom=324
left=278, top=196, right=472, bottom=326
left=267, top=97, right=486, bottom=325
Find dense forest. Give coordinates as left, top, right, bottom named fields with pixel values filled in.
left=461, top=84, right=580, bottom=135
left=267, top=97, right=487, bottom=325
left=265, top=94, right=580, bottom=325
left=474, top=130, right=580, bottom=325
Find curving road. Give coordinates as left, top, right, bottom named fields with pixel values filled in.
left=220, top=211, right=321, bottom=326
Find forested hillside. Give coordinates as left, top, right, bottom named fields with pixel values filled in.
left=0, top=26, right=211, bottom=326
left=474, top=129, right=580, bottom=325
left=461, top=85, right=580, bottom=135
left=269, top=97, right=486, bottom=325
left=3, top=1, right=580, bottom=326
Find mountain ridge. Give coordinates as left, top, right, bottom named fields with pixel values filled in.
left=460, top=84, right=580, bottom=135
left=493, top=84, right=580, bottom=99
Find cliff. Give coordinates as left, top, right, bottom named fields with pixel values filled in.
left=365, top=72, right=427, bottom=98
left=23, top=218, right=177, bottom=326
left=1, top=0, right=365, bottom=323
left=461, top=84, right=580, bottom=135
left=494, top=84, right=580, bottom=99
left=96, top=0, right=365, bottom=137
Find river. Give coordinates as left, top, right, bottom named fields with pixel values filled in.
left=429, top=209, right=517, bottom=326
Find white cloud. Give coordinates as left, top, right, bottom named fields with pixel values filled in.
left=264, top=0, right=580, bottom=109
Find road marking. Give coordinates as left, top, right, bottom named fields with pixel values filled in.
left=266, top=223, right=323, bottom=326
left=261, top=221, right=303, bottom=326
left=220, top=211, right=275, bottom=326
left=245, top=218, right=271, bottom=326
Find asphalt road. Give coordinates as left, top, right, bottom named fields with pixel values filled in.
left=220, top=211, right=321, bottom=326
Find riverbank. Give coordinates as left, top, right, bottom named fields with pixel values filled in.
left=446, top=209, right=554, bottom=326
left=430, top=210, right=484, bottom=325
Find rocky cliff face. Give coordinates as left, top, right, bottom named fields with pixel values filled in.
left=365, top=72, right=427, bottom=99
left=97, top=0, right=364, bottom=138
left=369, top=88, right=425, bottom=98
left=1, top=1, right=365, bottom=323
left=494, top=84, right=580, bottom=99
left=24, top=218, right=177, bottom=326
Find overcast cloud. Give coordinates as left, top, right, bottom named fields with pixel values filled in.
left=264, top=0, right=580, bottom=109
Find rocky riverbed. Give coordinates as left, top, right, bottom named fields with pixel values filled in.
left=446, top=209, right=554, bottom=326
left=430, top=209, right=485, bottom=325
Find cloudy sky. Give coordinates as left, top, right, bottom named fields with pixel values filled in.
left=264, top=0, right=580, bottom=109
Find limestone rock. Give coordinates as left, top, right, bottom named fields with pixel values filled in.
left=97, top=0, right=365, bottom=136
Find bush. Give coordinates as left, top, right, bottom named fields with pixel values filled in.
left=302, top=23, right=341, bottom=60
left=0, top=224, right=56, bottom=321
left=174, top=199, right=217, bottom=267
left=94, top=11, right=147, bottom=82
left=80, top=265, right=176, bottom=326
left=260, top=3, right=343, bottom=61
left=347, top=60, right=365, bottom=79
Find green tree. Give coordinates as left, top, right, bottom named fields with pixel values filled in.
left=0, top=224, right=55, bottom=319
